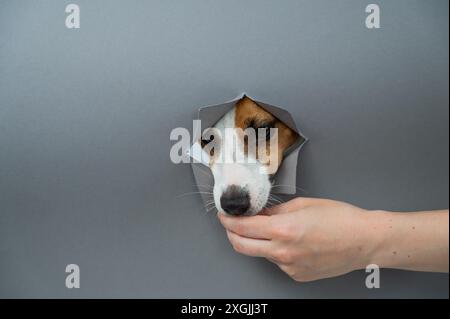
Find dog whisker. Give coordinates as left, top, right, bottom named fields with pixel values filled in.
left=206, top=205, right=218, bottom=213
left=269, top=194, right=283, bottom=200
left=204, top=201, right=216, bottom=208
left=268, top=194, right=283, bottom=202
left=264, top=200, right=277, bottom=209
left=193, top=184, right=213, bottom=191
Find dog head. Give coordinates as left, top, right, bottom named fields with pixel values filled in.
left=200, top=96, right=299, bottom=216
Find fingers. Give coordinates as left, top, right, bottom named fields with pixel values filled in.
left=226, top=230, right=272, bottom=258
left=263, top=197, right=320, bottom=215
left=218, top=213, right=273, bottom=239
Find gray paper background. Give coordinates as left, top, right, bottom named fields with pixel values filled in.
left=0, top=0, right=448, bottom=298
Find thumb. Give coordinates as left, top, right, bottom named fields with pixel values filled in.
left=262, top=197, right=320, bottom=215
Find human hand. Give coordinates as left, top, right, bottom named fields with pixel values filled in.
left=218, top=197, right=375, bottom=281
left=218, top=197, right=449, bottom=281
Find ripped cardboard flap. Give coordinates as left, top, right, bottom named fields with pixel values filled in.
left=187, top=93, right=308, bottom=205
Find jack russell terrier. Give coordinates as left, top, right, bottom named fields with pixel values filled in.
left=199, top=96, right=300, bottom=216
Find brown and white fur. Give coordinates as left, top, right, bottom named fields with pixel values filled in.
left=200, top=96, right=299, bottom=216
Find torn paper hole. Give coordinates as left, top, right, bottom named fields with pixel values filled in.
left=189, top=93, right=308, bottom=212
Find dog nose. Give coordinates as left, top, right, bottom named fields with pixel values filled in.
left=220, top=185, right=250, bottom=216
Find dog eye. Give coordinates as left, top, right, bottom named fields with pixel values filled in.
left=245, top=119, right=275, bottom=143
left=201, top=135, right=214, bottom=148
left=257, top=125, right=273, bottom=141
left=264, top=127, right=272, bottom=140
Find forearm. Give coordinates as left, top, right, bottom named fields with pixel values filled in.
left=363, top=210, right=449, bottom=273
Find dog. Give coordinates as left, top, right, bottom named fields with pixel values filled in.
left=199, top=96, right=300, bottom=216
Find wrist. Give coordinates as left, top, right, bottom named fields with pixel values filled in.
left=356, top=209, right=395, bottom=270
left=354, top=208, right=449, bottom=273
